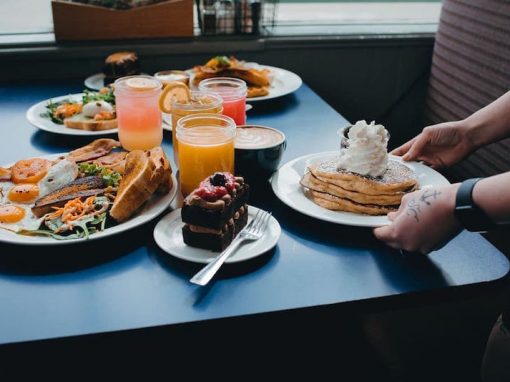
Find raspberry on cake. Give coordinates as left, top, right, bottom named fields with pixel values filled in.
left=181, top=172, right=249, bottom=251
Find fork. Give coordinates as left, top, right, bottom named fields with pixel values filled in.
left=189, top=209, right=272, bottom=286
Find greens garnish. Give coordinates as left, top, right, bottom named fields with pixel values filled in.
left=78, top=162, right=121, bottom=187
left=215, top=56, right=230, bottom=67
left=40, top=98, right=70, bottom=124
left=82, top=87, right=115, bottom=105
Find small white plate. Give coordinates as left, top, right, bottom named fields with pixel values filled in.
left=84, top=72, right=149, bottom=90
left=26, top=93, right=118, bottom=136
left=271, top=151, right=451, bottom=227
left=153, top=205, right=281, bottom=263
left=0, top=152, right=178, bottom=245
left=188, top=63, right=302, bottom=102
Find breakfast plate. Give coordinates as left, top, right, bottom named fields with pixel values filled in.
left=0, top=153, right=177, bottom=245
left=153, top=205, right=281, bottom=263
left=26, top=94, right=118, bottom=136
left=188, top=63, right=302, bottom=102
left=271, top=151, right=450, bottom=227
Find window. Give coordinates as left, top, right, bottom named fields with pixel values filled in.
left=0, top=0, right=441, bottom=44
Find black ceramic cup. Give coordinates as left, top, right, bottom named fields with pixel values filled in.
left=234, top=125, right=287, bottom=184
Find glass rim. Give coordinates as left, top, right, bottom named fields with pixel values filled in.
left=176, top=113, right=236, bottom=140
left=171, top=91, right=223, bottom=110
left=198, top=77, right=248, bottom=98
left=114, top=75, right=162, bottom=95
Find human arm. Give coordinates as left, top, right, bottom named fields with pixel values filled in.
left=373, top=172, right=510, bottom=254
left=392, top=91, right=510, bottom=167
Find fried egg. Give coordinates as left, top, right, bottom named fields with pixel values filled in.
left=39, top=159, right=78, bottom=197
left=0, top=204, right=43, bottom=233
left=0, top=158, right=78, bottom=234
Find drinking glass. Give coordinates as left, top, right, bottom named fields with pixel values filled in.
left=198, top=77, right=247, bottom=125
left=114, top=75, right=163, bottom=151
left=171, top=91, right=223, bottom=165
left=177, top=114, right=236, bottom=196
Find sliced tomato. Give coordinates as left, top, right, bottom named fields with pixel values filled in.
left=11, top=158, right=51, bottom=184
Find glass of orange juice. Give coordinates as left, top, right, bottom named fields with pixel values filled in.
left=171, top=91, right=222, bottom=165
left=177, top=114, right=236, bottom=196
left=114, top=75, right=163, bottom=151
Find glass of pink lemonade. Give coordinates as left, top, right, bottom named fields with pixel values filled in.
left=114, top=75, right=163, bottom=151
left=198, top=77, right=247, bottom=125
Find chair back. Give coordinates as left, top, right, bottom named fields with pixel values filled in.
left=423, top=0, right=510, bottom=181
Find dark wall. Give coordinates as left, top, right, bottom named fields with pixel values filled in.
left=0, top=35, right=434, bottom=146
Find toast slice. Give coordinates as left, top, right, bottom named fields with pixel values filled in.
left=149, top=147, right=173, bottom=194
left=64, top=114, right=117, bottom=131
left=109, top=150, right=164, bottom=223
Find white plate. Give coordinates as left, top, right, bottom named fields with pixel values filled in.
left=153, top=205, right=281, bottom=263
left=84, top=72, right=149, bottom=90
left=188, top=63, right=302, bottom=102
left=84, top=73, right=108, bottom=91
left=26, top=93, right=119, bottom=136
left=271, top=151, right=451, bottom=227
left=0, top=153, right=177, bottom=245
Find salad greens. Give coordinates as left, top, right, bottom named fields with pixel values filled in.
left=41, top=87, right=115, bottom=124
left=78, top=163, right=121, bottom=187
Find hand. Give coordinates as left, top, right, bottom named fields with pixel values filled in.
left=373, top=185, right=462, bottom=254
left=391, top=121, right=476, bottom=168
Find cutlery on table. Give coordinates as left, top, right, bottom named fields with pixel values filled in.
left=189, top=209, right=272, bottom=286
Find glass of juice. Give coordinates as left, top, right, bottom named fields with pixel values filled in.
left=177, top=114, right=236, bottom=196
left=154, top=70, right=190, bottom=87
left=171, top=91, right=223, bottom=165
left=114, top=75, right=163, bottom=151
left=198, top=77, right=247, bottom=125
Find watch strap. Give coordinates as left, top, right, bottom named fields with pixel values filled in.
left=455, top=178, right=494, bottom=232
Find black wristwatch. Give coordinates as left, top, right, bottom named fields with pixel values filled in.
left=454, top=178, right=495, bottom=233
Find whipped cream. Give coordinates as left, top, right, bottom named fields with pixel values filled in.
left=337, top=120, right=389, bottom=177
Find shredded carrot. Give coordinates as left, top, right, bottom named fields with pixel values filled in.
left=48, top=196, right=99, bottom=223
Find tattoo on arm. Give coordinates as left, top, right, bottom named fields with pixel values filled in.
left=407, top=198, right=421, bottom=222
left=406, top=189, right=442, bottom=223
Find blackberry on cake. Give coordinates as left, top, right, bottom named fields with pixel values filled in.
left=182, top=172, right=249, bottom=251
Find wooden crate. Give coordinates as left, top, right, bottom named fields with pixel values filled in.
left=52, top=0, right=194, bottom=41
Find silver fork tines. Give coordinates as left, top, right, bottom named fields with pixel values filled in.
left=189, top=209, right=272, bottom=286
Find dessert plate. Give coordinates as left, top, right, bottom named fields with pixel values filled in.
left=26, top=93, right=118, bottom=136
left=153, top=205, right=281, bottom=263
left=271, top=151, right=450, bottom=227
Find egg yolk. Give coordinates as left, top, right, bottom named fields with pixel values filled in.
left=8, top=184, right=40, bottom=203
left=0, top=205, right=25, bottom=223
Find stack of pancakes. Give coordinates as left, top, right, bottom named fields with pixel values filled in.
left=301, top=157, right=418, bottom=215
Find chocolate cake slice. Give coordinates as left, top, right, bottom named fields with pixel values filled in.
left=181, top=172, right=249, bottom=251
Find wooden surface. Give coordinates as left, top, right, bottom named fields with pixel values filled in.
left=52, top=0, right=193, bottom=41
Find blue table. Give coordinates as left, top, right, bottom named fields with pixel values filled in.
left=0, top=81, right=508, bottom=351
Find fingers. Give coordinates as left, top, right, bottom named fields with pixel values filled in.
left=387, top=211, right=398, bottom=221
left=391, top=137, right=416, bottom=157
left=402, top=134, right=429, bottom=162
left=373, top=224, right=393, bottom=242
